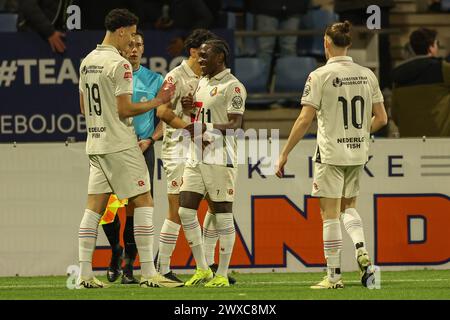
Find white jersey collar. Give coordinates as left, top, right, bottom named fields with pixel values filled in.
left=96, top=44, right=120, bottom=55
left=327, top=56, right=353, bottom=64
left=210, top=68, right=231, bottom=81
left=181, top=60, right=199, bottom=79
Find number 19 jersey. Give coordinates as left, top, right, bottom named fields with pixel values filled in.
left=79, top=45, right=136, bottom=155
left=301, top=56, right=384, bottom=165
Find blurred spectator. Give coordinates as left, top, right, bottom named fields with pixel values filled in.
left=156, top=0, right=222, bottom=57
left=128, top=0, right=164, bottom=30
left=246, top=0, right=310, bottom=71
left=391, top=28, right=450, bottom=137
left=2, top=0, right=18, bottom=11
left=428, top=0, right=442, bottom=12
left=75, top=0, right=125, bottom=30
left=334, top=0, right=395, bottom=89
left=17, top=0, right=73, bottom=53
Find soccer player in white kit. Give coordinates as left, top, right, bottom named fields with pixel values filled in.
left=276, top=21, right=388, bottom=289
left=155, top=29, right=219, bottom=285
left=177, top=38, right=247, bottom=287
left=77, top=9, right=180, bottom=288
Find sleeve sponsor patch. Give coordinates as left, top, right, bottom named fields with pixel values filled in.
left=231, top=95, right=243, bottom=110
left=124, top=71, right=132, bottom=79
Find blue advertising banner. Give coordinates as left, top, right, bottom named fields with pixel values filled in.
left=0, top=29, right=234, bottom=142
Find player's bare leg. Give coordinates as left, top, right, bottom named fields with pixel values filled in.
left=340, top=197, right=374, bottom=287
left=311, top=197, right=344, bottom=289
left=204, top=201, right=235, bottom=288
left=179, top=191, right=213, bottom=286
left=77, top=193, right=111, bottom=288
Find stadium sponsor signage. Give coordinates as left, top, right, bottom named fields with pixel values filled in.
left=0, top=30, right=233, bottom=142
left=91, top=139, right=450, bottom=272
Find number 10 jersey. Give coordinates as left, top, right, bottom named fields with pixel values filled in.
left=301, top=56, right=384, bottom=166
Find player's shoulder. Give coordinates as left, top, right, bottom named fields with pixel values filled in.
left=224, top=73, right=247, bottom=96
left=225, top=72, right=246, bottom=88
left=165, top=63, right=184, bottom=83
left=308, top=64, right=329, bottom=79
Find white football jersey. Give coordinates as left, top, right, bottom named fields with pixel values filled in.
left=161, top=60, right=200, bottom=159
left=79, top=45, right=137, bottom=155
left=189, top=68, right=246, bottom=167
left=301, top=56, right=384, bottom=165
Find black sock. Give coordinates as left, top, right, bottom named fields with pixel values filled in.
left=102, top=214, right=121, bottom=254
left=123, top=215, right=137, bottom=273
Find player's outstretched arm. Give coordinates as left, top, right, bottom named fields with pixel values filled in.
left=370, top=102, right=388, bottom=133
left=156, top=103, right=188, bottom=129
left=276, top=105, right=316, bottom=178
left=117, top=81, right=175, bottom=118
left=212, top=113, right=243, bottom=133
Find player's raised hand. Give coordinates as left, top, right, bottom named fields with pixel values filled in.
left=275, top=154, right=288, bottom=178
left=181, top=93, right=195, bottom=112
left=156, top=80, right=176, bottom=104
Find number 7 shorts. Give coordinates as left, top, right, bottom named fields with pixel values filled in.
left=88, top=145, right=151, bottom=200
left=180, top=163, right=238, bottom=202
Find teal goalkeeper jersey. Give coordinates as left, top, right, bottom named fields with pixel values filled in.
left=132, top=65, right=163, bottom=140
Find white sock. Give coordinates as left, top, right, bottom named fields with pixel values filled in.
left=323, top=219, right=342, bottom=282
left=341, top=208, right=366, bottom=250
left=179, top=207, right=208, bottom=270
left=78, top=209, right=101, bottom=279
left=134, top=207, right=157, bottom=278
left=215, top=213, right=235, bottom=278
left=203, top=211, right=218, bottom=266
left=158, top=218, right=181, bottom=275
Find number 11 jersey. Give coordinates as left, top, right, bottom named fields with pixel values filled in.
left=79, top=45, right=136, bottom=155
left=301, top=56, right=384, bottom=166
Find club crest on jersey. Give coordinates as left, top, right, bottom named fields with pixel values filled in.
left=123, top=63, right=130, bottom=70
left=210, top=87, right=218, bottom=97
left=332, top=77, right=343, bottom=87
left=234, top=86, right=241, bottom=94
left=231, top=96, right=243, bottom=110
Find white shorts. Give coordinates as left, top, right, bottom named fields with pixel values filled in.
left=180, top=163, right=237, bottom=202
left=162, top=158, right=185, bottom=195
left=88, top=146, right=150, bottom=200
left=312, top=163, right=362, bottom=199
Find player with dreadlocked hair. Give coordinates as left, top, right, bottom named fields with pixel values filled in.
left=178, top=37, right=247, bottom=287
